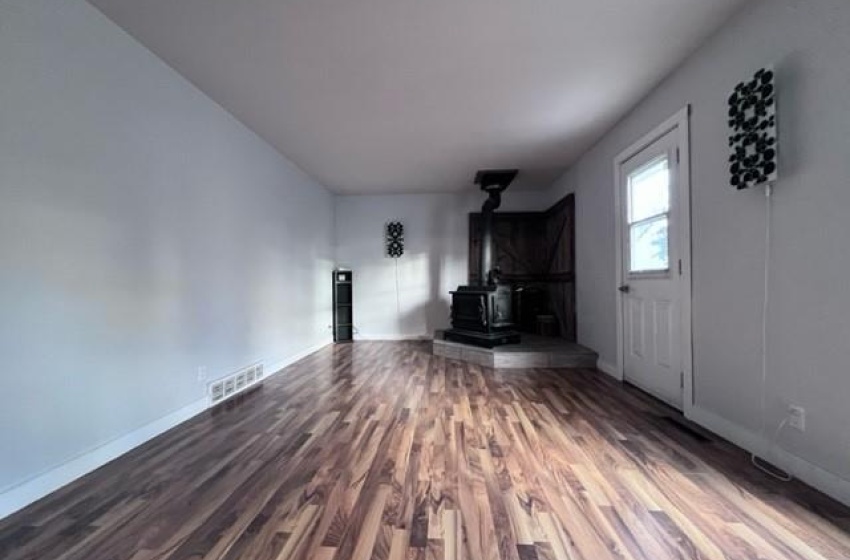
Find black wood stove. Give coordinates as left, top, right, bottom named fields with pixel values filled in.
left=445, top=170, right=521, bottom=348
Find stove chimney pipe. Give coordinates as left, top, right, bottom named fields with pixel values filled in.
left=474, top=169, right=518, bottom=286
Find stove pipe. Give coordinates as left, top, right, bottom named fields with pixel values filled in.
left=474, top=169, right=518, bottom=286
left=479, top=189, right=501, bottom=286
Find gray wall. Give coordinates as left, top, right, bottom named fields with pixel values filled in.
left=333, top=191, right=547, bottom=339
left=545, top=0, right=850, bottom=483
left=0, top=0, right=333, bottom=495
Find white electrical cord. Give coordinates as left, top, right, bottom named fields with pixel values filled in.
left=758, top=183, right=773, bottom=444
left=750, top=183, right=792, bottom=482
left=394, top=256, right=401, bottom=319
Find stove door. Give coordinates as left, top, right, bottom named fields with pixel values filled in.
left=451, top=293, right=489, bottom=332
left=491, top=287, right=514, bottom=327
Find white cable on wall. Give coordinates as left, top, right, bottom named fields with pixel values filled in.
left=386, top=220, right=404, bottom=331
left=751, top=183, right=792, bottom=482
left=758, top=183, right=773, bottom=443
left=394, top=256, right=401, bottom=323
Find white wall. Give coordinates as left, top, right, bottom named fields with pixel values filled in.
left=545, top=0, right=850, bottom=496
left=8, top=0, right=850, bottom=518
left=0, top=0, right=334, bottom=516
left=333, top=190, right=547, bottom=339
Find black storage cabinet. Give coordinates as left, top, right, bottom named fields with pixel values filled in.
left=332, top=270, right=353, bottom=342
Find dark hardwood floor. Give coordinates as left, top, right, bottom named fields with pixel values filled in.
left=2, top=341, right=849, bottom=560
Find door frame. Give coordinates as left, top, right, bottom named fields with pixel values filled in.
left=613, top=106, right=693, bottom=415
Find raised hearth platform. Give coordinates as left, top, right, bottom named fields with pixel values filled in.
left=433, top=331, right=598, bottom=369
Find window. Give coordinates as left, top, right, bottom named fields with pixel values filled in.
left=627, top=156, right=670, bottom=273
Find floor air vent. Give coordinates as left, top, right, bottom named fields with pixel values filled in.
left=209, top=363, right=264, bottom=406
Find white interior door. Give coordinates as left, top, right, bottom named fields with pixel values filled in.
left=619, top=129, right=683, bottom=409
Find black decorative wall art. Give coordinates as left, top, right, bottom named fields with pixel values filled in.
left=385, top=221, right=404, bottom=258
left=728, top=67, right=778, bottom=190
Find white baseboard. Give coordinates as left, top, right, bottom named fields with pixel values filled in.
left=354, top=334, right=432, bottom=341
left=0, top=397, right=207, bottom=521
left=596, top=359, right=619, bottom=379
left=688, top=405, right=850, bottom=508
left=0, top=338, right=333, bottom=522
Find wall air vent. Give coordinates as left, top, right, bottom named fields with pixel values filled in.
left=210, top=381, right=225, bottom=404
left=208, top=362, right=265, bottom=406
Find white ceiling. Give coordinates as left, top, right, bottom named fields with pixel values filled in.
left=88, top=0, right=748, bottom=194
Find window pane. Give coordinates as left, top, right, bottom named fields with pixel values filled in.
left=630, top=216, right=669, bottom=272
left=628, top=156, right=670, bottom=223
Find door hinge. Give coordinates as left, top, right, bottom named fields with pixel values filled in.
left=678, top=259, right=682, bottom=276
left=680, top=372, right=685, bottom=389
left=676, top=148, right=680, bottom=164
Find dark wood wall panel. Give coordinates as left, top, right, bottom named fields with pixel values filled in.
left=469, top=194, right=576, bottom=341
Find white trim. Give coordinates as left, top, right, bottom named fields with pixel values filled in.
left=0, top=397, right=207, bottom=521
left=689, top=406, right=850, bottom=508
left=0, top=338, right=333, bottom=521
left=596, top=360, right=618, bottom=379
left=613, top=106, right=693, bottom=416
left=353, top=334, right=432, bottom=341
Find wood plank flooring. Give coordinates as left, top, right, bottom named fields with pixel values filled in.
left=2, top=341, right=850, bottom=559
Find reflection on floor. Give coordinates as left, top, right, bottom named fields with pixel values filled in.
left=1, top=341, right=849, bottom=560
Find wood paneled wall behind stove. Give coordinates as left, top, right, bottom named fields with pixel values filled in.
left=469, top=194, right=575, bottom=341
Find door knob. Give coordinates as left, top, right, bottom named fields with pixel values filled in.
left=618, top=284, right=630, bottom=293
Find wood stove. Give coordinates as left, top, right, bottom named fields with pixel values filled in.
left=445, top=170, right=521, bottom=348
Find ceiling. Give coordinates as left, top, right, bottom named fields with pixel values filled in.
left=88, top=0, right=748, bottom=194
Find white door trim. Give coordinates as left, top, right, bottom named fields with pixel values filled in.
left=613, top=106, right=693, bottom=416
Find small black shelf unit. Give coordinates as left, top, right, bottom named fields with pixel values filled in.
left=332, top=270, right=353, bottom=342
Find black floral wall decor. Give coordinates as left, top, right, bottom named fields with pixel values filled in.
left=385, top=221, right=404, bottom=258
left=728, top=66, right=778, bottom=190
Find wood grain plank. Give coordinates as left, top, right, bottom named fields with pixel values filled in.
left=1, top=342, right=847, bottom=560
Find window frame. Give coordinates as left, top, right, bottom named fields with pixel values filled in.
left=625, top=155, right=672, bottom=277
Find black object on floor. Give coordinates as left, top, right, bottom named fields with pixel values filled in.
left=332, top=269, right=353, bottom=342
left=662, top=416, right=712, bottom=443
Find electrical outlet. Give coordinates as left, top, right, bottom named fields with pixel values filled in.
left=197, top=366, right=207, bottom=382
left=788, top=405, right=806, bottom=432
